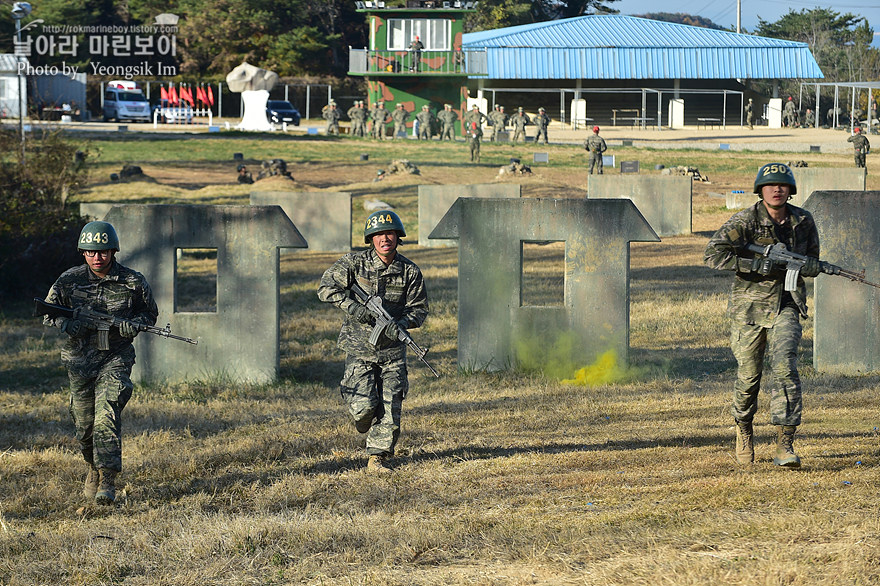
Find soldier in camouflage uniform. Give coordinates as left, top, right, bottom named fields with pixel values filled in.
left=43, top=221, right=158, bottom=503
left=488, top=105, right=507, bottom=141
left=415, top=105, right=434, bottom=140
left=847, top=127, right=870, bottom=170
left=463, top=104, right=487, bottom=136
left=437, top=104, right=458, bottom=141
left=584, top=126, right=607, bottom=174
left=323, top=103, right=341, bottom=135
left=533, top=107, right=550, bottom=144
left=704, top=163, right=821, bottom=468
left=511, top=107, right=531, bottom=143
left=783, top=97, right=796, bottom=128
left=370, top=101, right=389, bottom=140
left=467, top=121, right=482, bottom=163
left=348, top=101, right=367, bottom=137
left=317, top=211, right=429, bottom=474
left=391, top=103, right=410, bottom=139
left=745, top=98, right=754, bottom=130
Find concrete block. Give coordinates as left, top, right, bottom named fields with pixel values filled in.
left=789, top=167, right=865, bottom=207
left=429, top=198, right=659, bottom=375
left=79, top=202, right=115, bottom=220
left=418, top=184, right=521, bottom=247
left=250, top=191, right=352, bottom=252
left=803, top=191, right=880, bottom=373
left=587, top=175, right=692, bottom=236
left=726, top=191, right=753, bottom=209
left=104, top=204, right=307, bottom=384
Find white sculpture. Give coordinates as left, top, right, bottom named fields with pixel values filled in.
left=225, top=62, right=280, bottom=132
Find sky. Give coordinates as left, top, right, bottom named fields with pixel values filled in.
left=614, top=0, right=880, bottom=45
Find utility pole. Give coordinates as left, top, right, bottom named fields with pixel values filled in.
left=737, top=0, right=741, bottom=33
left=11, top=2, right=33, bottom=163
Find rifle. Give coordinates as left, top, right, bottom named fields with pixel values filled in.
left=34, top=298, right=198, bottom=350
left=747, top=242, right=880, bottom=292
left=348, top=282, right=440, bottom=378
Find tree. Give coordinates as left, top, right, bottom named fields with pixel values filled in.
left=635, top=12, right=724, bottom=30
left=467, top=0, right=620, bottom=32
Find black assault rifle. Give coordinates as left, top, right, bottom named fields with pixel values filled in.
left=34, top=298, right=198, bottom=350
left=349, top=282, right=440, bottom=377
left=747, top=242, right=880, bottom=292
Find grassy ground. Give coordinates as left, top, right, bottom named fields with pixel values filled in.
left=1, top=132, right=879, bottom=585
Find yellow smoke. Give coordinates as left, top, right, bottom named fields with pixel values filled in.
left=562, top=349, right=627, bottom=386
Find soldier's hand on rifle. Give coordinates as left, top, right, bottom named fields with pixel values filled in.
left=384, top=319, right=407, bottom=341
left=118, top=320, right=138, bottom=338
left=348, top=303, right=374, bottom=325
left=750, top=256, right=779, bottom=276
left=802, top=256, right=821, bottom=278
left=61, top=318, right=87, bottom=337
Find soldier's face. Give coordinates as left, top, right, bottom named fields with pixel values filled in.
left=83, top=249, right=114, bottom=276
left=371, top=230, right=399, bottom=263
left=760, top=184, right=791, bottom=210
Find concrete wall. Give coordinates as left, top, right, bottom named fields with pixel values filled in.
left=587, top=175, right=692, bottom=236
left=803, top=191, right=880, bottom=374
left=80, top=203, right=115, bottom=220
left=429, top=198, right=658, bottom=375
left=418, top=183, right=521, bottom=247
left=104, top=204, right=307, bottom=384
left=728, top=168, right=867, bottom=209
left=250, top=191, right=352, bottom=252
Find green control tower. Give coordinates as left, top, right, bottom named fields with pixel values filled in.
left=348, top=0, right=487, bottom=137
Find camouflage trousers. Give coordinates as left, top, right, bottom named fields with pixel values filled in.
left=535, top=127, right=548, bottom=144
left=855, top=152, right=866, bottom=168
left=440, top=126, right=454, bottom=141
left=341, top=355, right=408, bottom=457
left=730, top=305, right=803, bottom=426
left=589, top=152, right=603, bottom=174
left=469, top=140, right=480, bottom=162
left=66, top=346, right=135, bottom=471
left=512, top=127, right=526, bottom=142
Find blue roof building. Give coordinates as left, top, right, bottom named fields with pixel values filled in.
left=460, top=15, right=824, bottom=128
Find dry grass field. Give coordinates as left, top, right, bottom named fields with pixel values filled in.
left=1, top=129, right=879, bottom=585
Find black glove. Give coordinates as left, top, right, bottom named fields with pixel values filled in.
left=118, top=320, right=138, bottom=338
left=750, top=256, right=778, bottom=276
left=61, top=318, right=87, bottom=337
left=348, top=303, right=373, bottom=325
left=384, top=319, right=407, bottom=341
left=802, top=256, right=820, bottom=278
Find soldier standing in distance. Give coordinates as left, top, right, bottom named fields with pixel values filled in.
left=511, top=107, right=531, bottom=142
left=467, top=121, right=482, bottom=163
left=409, top=36, right=424, bottom=72
left=391, top=103, right=410, bottom=139
left=371, top=101, right=389, bottom=140
left=323, top=103, right=341, bottom=135
left=437, top=104, right=458, bottom=141
left=463, top=104, right=487, bottom=135
left=415, top=105, right=434, bottom=140
left=783, top=97, right=796, bottom=127
left=584, top=125, right=607, bottom=174
left=42, top=221, right=158, bottom=504
left=848, top=127, right=870, bottom=170
left=317, top=211, right=429, bottom=474
left=533, top=107, right=550, bottom=145
left=704, top=163, right=821, bottom=468
left=745, top=98, right=754, bottom=130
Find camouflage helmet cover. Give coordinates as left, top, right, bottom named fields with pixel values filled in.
left=364, top=210, right=406, bottom=243
left=754, top=162, right=797, bottom=196
left=78, top=221, right=120, bottom=251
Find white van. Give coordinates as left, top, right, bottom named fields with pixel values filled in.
left=103, top=81, right=150, bottom=122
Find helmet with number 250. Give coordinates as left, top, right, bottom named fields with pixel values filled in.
left=78, top=221, right=120, bottom=251
left=754, top=162, right=797, bottom=196
left=364, top=210, right=406, bottom=244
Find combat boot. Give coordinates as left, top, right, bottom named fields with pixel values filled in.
left=367, top=455, right=391, bottom=475
left=734, top=420, right=754, bottom=464
left=773, top=425, right=801, bottom=468
left=83, top=464, right=99, bottom=499
left=95, top=468, right=117, bottom=504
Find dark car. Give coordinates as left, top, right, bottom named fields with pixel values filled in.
left=266, top=100, right=301, bottom=126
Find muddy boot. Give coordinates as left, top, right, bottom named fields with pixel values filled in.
left=735, top=420, right=754, bottom=464
left=773, top=425, right=801, bottom=468
left=83, top=464, right=99, bottom=499
left=95, top=468, right=118, bottom=504
left=366, top=455, right=391, bottom=475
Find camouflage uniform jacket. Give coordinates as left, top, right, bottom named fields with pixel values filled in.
left=704, top=201, right=820, bottom=326
left=584, top=134, right=607, bottom=153
left=511, top=113, right=531, bottom=130
left=534, top=113, right=550, bottom=130
left=848, top=133, right=870, bottom=154
left=464, top=110, right=487, bottom=127
left=437, top=109, right=457, bottom=127
left=391, top=108, right=410, bottom=124
left=317, top=248, right=428, bottom=361
left=371, top=107, right=389, bottom=125
left=416, top=110, right=434, bottom=128
left=44, top=261, right=158, bottom=363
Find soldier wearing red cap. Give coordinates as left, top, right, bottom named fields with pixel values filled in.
left=584, top=125, right=607, bottom=174
left=848, top=127, right=870, bottom=169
